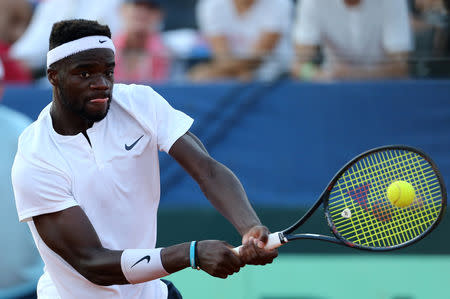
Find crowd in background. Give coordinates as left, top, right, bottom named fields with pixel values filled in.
left=0, top=0, right=449, bottom=85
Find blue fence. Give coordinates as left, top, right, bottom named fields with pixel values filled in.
left=3, top=80, right=450, bottom=208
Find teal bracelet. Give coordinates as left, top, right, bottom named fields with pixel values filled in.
left=190, top=241, right=200, bottom=270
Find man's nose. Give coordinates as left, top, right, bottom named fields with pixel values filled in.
left=90, top=75, right=110, bottom=90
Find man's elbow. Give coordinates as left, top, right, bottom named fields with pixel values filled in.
left=195, top=156, right=220, bottom=184
left=72, top=250, right=118, bottom=286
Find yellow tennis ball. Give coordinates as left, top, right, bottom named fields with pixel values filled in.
left=387, top=180, right=415, bottom=208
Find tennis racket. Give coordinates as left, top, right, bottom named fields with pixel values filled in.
left=234, top=145, right=446, bottom=253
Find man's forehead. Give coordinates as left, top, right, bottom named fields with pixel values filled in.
left=66, top=48, right=115, bottom=67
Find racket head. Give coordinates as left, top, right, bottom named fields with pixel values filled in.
left=323, top=145, right=446, bottom=251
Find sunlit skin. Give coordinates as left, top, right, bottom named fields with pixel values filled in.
left=47, top=48, right=115, bottom=136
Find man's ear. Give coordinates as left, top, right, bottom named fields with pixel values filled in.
left=47, top=68, right=58, bottom=86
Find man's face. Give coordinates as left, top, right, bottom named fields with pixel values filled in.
left=121, top=3, right=163, bottom=36
left=53, top=48, right=115, bottom=122
left=0, top=0, right=32, bottom=44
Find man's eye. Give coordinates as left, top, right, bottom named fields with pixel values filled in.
left=80, top=72, right=90, bottom=78
left=106, top=70, right=114, bottom=77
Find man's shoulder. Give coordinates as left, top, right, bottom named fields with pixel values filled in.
left=112, top=83, right=162, bottom=109
left=198, top=0, right=229, bottom=14
left=113, top=83, right=156, bottom=99
left=16, top=107, right=53, bottom=161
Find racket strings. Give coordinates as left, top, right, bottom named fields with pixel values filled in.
left=340, top=153, right=436, bottom=245
left=327, top=149, right=442, bottom=248
left=343, top=152, right=439, bottom=246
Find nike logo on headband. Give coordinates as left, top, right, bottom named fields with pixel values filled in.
left=99, top=40, right=107, bottom=44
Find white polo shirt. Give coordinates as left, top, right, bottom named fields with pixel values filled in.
left=12, top=83, right=193, bottom=299
left=293, top=0, right=413, bottom=69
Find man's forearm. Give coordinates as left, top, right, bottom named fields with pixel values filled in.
left=342, top=62, right=409, bottom=79
left=209, top=57, right=262, bottom=78
left=197, top=159, right=261, bottom=235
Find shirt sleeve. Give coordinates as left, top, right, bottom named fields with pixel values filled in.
left=292, top=0, right=322, bottom=45
left=382, top=0, right=413, bottom=53
left=153, top=91, right=194, bottom=153
left=12, top=152, right=78, bottom=223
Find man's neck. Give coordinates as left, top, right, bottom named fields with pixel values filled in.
left=124, top=33, right=150, bottom=50
left=50, top=99, right=93, bottom=136
left=234, top=0, right=254, bottom=15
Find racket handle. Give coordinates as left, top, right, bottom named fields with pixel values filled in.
left=232, top=232, right=284, bottom=255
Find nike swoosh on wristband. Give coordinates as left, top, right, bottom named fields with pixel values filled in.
left=131, top=255, right=151, bottom=268
left=125, top=135, right=144, bottom=151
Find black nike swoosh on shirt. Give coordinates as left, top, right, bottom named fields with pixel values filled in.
left=99, top=40, right=107, bottom=43
left=131, top=255, right=151, bottom=268
left=125, top=135, right=144, bottom=151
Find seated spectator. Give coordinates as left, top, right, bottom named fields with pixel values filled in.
left=292, top=0, right=413, bottom=81
left=10, top=0, right=123, bottom=75
left=114, top=0, right=171, bottom=83
left=0, top=58, right=42, bottom=299
left=0, top=0, right=32, bottom=83
left=409, top=0, right=450, bottom=77
left=190, top=0, right=293, bottom=81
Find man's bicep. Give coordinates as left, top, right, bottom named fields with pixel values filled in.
left=33, top=206, right=104, bottom=266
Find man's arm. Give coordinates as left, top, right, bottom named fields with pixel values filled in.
left=189, top=32, right=281, bottom=81
left=292, top=45, right=409, bottom=80
left=169, top=131, right=278, bottom=264
left=33, top=206, right=244, bottom=285
left=328, top=52, right=410, bottom=80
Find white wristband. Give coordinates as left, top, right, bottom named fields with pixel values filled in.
left=120, top=248, right=169, bottom=284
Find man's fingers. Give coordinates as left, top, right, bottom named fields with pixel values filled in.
left=239, top=242, right=278, bottom=265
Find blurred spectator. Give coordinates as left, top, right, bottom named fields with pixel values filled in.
left=0, top=0, right=33, bottom=83
left=409, top=0, right=450, bottom=77
left=114, top=0, right=171, bottom=83
left=190, top=0, right=293, bottom=81
left=10, top=0, right=123, bottom=76
left=0, top=58, right=42, bottom=299
left=292, top=0, right=413, bottom=81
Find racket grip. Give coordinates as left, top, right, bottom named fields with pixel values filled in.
left=232, top=232, right=284, bottom=255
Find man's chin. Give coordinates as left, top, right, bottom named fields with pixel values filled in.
left=82, top=102, right=110, bottom=122
left=88, top=113, right=108, bottom=122
left=80, top=108, right=109, bottom=122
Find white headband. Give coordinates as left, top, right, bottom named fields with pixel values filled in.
left=47, top=35, right=116, bottom=68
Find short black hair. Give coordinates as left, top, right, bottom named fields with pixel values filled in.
left=49, top=19, right=111, bottom=50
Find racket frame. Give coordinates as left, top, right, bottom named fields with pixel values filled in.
left=279, top=145, right=447, bottom=251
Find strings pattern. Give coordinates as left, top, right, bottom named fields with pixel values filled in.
left=327, top=149, right=442, bottom=249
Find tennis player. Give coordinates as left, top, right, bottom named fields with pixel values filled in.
left=12, top=19, right=277, bottom=299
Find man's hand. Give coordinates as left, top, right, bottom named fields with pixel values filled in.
left=239, top=225, right=278, bottom=265
left=196, top=240, right=245, bottom=279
